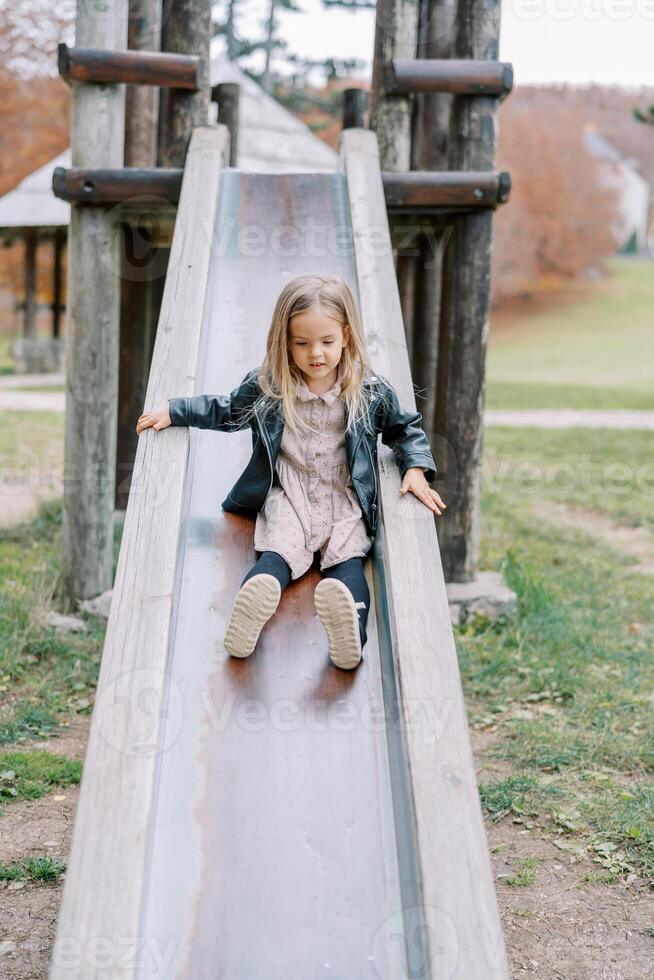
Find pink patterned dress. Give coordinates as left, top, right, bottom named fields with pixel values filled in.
left=253, top=370, right=373, bottom=580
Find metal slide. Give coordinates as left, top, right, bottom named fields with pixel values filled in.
left=50, top=130, right=508, bottom=979
left=136, top=171, right=410, bottom=977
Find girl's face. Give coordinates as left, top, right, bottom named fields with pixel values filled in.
left=288, top=304, right=350, bottom=382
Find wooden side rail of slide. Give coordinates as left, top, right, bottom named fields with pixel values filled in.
left=341, top=127, right=509, bottom=978
left=48, top=125, right=230, bottom=980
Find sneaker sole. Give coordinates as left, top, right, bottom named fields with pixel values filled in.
left=314, top=578, right=363, bottom=670
left=224, top=574, right=282, bottom=658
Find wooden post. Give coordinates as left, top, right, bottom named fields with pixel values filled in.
left=212, top=82, right=240, bottom=166
left=342, top=88, right=368, bottom=130
left=52, top=227, right=63, bottom=339
left=23, top=228, right=37, bottom=338
left=57, top=3, right=128, bottom=602
left=158, top=0, right=211, bottom=167
left=369, top=0, right=419, bottom=171
left=116, top=0, right=163, bottom=511
left=399, top=0, right=457, bottom=478
left=433, top=0, right=501, bottom=582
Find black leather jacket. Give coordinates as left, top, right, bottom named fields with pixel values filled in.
left=168, top=368, right=437, bottom=539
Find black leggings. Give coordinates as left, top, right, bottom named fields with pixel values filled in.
left=241, top=551, right=371, bottom=648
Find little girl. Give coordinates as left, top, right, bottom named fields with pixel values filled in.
left=136, top=274, right=445, bottom=670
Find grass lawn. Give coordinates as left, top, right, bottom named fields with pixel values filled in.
left=0, top=411, right=64, bottom=487
left=0, top=501, right=120, bottom=753
left=463, top=426, right=654, bottom=882
left=487, top=256, right=654, bottom=410
left=484, top=426, right=654, bottom=532
left=0, top=334, right=14, bottom=375
left=12, top=384, right=66, bottom=393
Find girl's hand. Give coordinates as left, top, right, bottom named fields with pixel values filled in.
left=399, top=467, right=447, bottom=516
left=136, top=408, right=171, bottom=435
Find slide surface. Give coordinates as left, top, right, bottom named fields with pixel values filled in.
left=138, top=171, right=407, bottom=978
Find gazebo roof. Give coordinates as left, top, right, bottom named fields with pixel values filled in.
left=0, top=54, right=337, bottom=233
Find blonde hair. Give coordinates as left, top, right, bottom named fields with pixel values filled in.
left=254, top=273, right=376, bottom=438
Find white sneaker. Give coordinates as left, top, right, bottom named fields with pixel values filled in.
left=314, top=578, right=363, bottom=670
left=224, top=573, right=282, bottom=658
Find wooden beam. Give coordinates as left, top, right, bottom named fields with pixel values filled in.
left=48, top=126, right=230, bottom=980
left=340, top=126, right=510, bottom=979
left=57, top=42, right=200, bottom=89
left=391, top=58, right=513, bottom=98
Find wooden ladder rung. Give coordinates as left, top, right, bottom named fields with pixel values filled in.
left=57, top=43, right=201, bottom=90
left=52, top=167, right=183, bottom=204
left=383, top=171, right=511, bottom=210
left=53, top=166, right=512, bottom=212
left=390, top=58, right=513, bottom=99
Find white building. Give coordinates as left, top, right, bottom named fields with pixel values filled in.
left=583, top=123, right=651, bottom=254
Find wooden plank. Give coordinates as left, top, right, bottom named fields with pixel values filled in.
left=340, top=126, right=510, bottom=979
left=48, top=125, right=229, bottom=980
left=57, top=43, right=201, bottom=89
left=391, top=58, right=513, bottom=97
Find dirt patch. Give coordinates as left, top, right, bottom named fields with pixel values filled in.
left=489, top=824, right=653, bottom=979
left=0, top=790, right=80, bottom=978
left=469, top=727, right=654, bottom=979
left=0, top=876, right=65, bottom=979
left=532, top=499, right=654, bottom=575
left=0, top=718, right=89, bottom=978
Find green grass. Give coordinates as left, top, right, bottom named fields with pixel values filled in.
left=504, top=857, right=540, bottom=887
left=487, top=256, right=654, bottom=405
left=484, top=426, right=654, bottom=532
left=0, top=749, right=81, bottom=811
left=0, top=334, right=14, bottom=375
left=486, top=381, right=654, bottom=412
left=0, top=409, right=64, bottom=485
left=468, top=427, right=654, bottom=882
left=0, top=856, right=66, bottom=882
left=13, top=384, right=65, bottom=394
left=0, top=500, right=117, bottom=744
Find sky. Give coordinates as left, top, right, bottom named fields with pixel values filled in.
left=230, top=0, right=654, bottom=88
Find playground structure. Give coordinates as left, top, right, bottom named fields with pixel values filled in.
left=49, top=1, right=512, bottom=976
